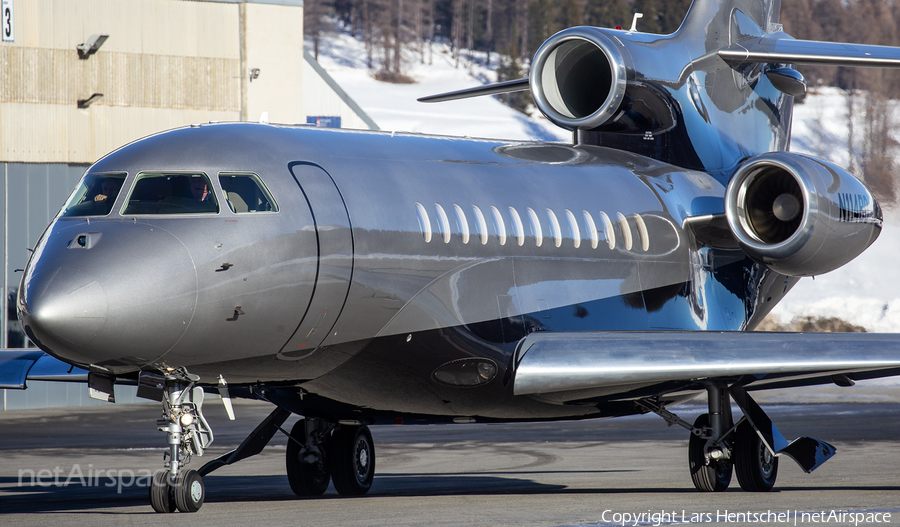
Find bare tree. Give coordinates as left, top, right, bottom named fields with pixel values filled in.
left=305, top=0, right=328, bottom=60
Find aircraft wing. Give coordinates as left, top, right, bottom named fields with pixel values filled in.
left=514, top=331, right=900, bottom=396
left=718, top=37, right=900, bottom=68
left=0, top=349, right=88, bottom=389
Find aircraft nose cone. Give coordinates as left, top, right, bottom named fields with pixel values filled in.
left=24, top=277, right=109, bottom=350
left=19, top=223, right=198, bottom=370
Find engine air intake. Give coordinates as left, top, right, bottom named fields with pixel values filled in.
left=725, top=152, right=882, bottom=277
left=530, top=27, right=628, bottom=130
left=742, top=166, right=804, bottom=244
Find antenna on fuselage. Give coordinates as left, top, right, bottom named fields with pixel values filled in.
left=628, top=13, right=643, bottom=32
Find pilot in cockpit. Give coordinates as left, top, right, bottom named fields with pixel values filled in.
left=93, top=178, right=121, bottom=203
left=190, top=177, right=212, bottom=202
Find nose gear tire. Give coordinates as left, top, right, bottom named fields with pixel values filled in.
left=150, top=469, right=176, bottom=513
left=173, top=469, right=205, bottom=512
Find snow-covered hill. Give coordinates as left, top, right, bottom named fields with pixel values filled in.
left=775, top=90, right=900, bottom=333
left=313, top=29, right=569, bottom=141
left=310, top=28, right=900, bottom=332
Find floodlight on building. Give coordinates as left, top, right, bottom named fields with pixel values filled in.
left=77, top=93, right=104, bottom=109
left=77, top=34, right=109, bottom=59
left=249, top=68, right=261, bottom=82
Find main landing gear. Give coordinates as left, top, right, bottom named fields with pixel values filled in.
left=638, top=383, right=835, bottom=493
left=285, top=419, right=376, bottom=497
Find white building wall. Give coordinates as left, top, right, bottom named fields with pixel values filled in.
left=0, top=0, right=280, bottom=163
left=242, top=1, right=305, bottom=123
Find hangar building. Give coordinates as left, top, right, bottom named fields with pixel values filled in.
left=0, top=0, right=378, bottom=409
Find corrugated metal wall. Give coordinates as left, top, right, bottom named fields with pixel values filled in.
left=2, top=382, right=141, bottom=410
left=0, top=162, right=146, bottom=410
left=0, top=162, right=86, bottom=286
left=0, top=47, right=238, bottom=110
left=0, top=0, right=242, bottom=163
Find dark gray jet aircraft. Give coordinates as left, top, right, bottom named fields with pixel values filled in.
left=5, top=0, right=900, bottom=514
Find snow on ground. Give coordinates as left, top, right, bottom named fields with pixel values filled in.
left=312, top=29, right=899, bottom=332
left=779, top=88, right=900, bottom=333
left=312, top=26, right=569, bottom=142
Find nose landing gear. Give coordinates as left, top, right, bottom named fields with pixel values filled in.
left=149, top=369, right=214, bottom=513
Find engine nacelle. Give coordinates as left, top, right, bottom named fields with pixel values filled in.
left=725, top=152, right=882, bottom=277
left=530, top=27, right=629, bottom=131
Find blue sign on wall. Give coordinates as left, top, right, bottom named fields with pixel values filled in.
left=307, top=116, right=341, bottom=128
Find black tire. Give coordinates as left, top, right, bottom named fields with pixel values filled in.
left=734, top=420, right=778, bottom=492
left=688, top=414, right=732, bottom=492
left=173, top=469, right=205, bottom=513
left=329, top=425, right=375, bottom=496
left=286, top=419, right=330, bottom=496
left=149, top=469, right=175, bottom=513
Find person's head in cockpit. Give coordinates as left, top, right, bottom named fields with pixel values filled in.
left=94, top=178, right=120, bottom=203
left=190, top=177, right=211, bottom=202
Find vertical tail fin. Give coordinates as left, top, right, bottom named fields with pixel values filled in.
left=678, top=0, right=782, bottom=40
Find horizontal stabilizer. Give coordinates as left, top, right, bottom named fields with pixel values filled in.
left=0, top=350, right=87, bottom=389
left=719, top=37, right=900, bottom=68
left=513, top=331, right=900, bottom=396
left=418, top=78, right=529, bottom=103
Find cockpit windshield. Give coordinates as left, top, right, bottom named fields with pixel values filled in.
left=60, top=173, right=127, bottom=217
left=122, top=173, right=219, bottom=215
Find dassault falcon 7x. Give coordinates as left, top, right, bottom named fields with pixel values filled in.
left=5, top=0, right=900, bottom=513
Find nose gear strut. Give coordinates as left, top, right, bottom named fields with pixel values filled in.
left=149, top=367, right=214, bottom=513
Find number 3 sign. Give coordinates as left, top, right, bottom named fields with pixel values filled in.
left=2, top=0, right=13, bottom=43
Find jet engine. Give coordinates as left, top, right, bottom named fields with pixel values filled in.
left=530, top=27, right=630, bottom=130
left=725, top=152, right=882, bottom=277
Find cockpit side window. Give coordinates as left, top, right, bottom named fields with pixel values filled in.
left=122, top=173, right=219, bottom=215
left=60, top=173, right=127, bottom=217
left=218, top=173, right=278, bottom=213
